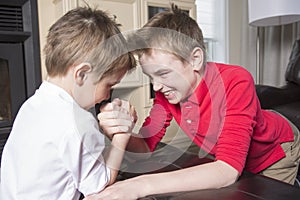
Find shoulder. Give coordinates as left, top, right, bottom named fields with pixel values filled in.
left=75, top=107, right=100, bottom=131
left=216, top=62, right=253, bottom=82
left=206, top=62, right=255, bottom=88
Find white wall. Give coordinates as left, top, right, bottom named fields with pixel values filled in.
left=227, top=0, right=244, bottom=66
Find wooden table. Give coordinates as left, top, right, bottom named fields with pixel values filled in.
left=118, top=144, right=300, bottom=200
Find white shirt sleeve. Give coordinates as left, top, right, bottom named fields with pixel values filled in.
left=58, top=112, right=110, bottom=196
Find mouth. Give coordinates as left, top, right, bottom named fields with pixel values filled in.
left=163, top=91, right=175, bottom=98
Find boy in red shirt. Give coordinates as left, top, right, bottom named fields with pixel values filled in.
left=92, top=4, right=300, bottom=200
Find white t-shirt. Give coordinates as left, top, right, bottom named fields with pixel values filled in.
left=0, top=81, right=110, bottom=200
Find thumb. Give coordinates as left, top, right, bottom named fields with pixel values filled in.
left=100, top=98, right=121, bottom=112
left=111, top=98, right=122, bottom=106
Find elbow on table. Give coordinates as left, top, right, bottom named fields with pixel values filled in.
left=215, top=160, right=240, bottom=188
left=214, top=172, right=239, bottom=189
left=222, top=172, right=239, bottom=188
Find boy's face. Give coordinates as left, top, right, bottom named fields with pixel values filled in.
left=74, top=69, right=126, bottom=110
left=140, top=49, right=201, bottom=104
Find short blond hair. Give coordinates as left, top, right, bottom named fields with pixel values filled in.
left=44, top=6, right=135, bottom=81
left=128, top=4, right=206, bottom=66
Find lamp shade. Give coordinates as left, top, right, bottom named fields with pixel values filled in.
left=248, top=0, right=300, bottom=26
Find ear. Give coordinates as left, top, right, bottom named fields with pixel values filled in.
left=190, top=47, right=204, bottom=72
left=74, top=62, right=92, bottom=86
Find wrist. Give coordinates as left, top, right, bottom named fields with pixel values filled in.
left=111, top=133, right=131, bottom=149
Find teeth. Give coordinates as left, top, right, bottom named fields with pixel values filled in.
left=164, top=91, right=173, bottom=96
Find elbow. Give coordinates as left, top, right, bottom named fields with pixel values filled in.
left=221, top=173, right=239, bottom=188
left=106, top=168, right=116, bottom=186
left=107, top=178, right=115, bottom=186
left=215, top=172, right=239, bottom=189
left=215, top=160, right=240, bottom=188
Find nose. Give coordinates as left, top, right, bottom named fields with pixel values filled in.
left=152, top=81, right=163, bottom=91
left=105, top=91, right=111, bottom=101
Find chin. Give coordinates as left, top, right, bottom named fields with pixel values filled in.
left=168, top=98, right=180, bottom=105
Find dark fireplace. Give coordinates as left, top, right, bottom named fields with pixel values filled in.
left=0, top=0, right=41, bottom=164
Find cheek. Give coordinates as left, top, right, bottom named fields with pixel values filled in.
left=95, top=85, right=111, bottom=101
left=104, top=88, right=111, bottom=99
left=164, top=73, right=183, bottom=87
left=171, top=76, right=193, bottom=95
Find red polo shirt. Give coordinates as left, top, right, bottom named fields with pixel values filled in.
left=140, top=62, right=294, bottom=174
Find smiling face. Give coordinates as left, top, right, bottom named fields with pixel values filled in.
left=140, top=49, right=202, bottom=104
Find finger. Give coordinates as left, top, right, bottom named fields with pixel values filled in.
left=120, top=100, right=130, bottom=112
left=119, top=100, right=137, bottom=122
left=97, top=111, right=114, bottom=121
left=100, top=100, right=124, bottom=112
left=99, top=118, right=133, bottom=128
left=129, top=105, right=137, bottom=122
left=98, top=111, right=132, bottom=121
left=111, top=98, right=122, bottom=106
left=101, top=126, right=132, bottom=134
left=100, top=102, right=114, bottom=112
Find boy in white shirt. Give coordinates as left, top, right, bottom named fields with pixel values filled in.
left=0, top=6, right=136, bottom=200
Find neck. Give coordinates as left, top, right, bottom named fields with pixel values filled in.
left=192, top=69, right=204, bottom=92
left=47, top=75, right=73, bottom=96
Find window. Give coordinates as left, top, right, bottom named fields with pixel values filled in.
left=196, top=0, right=228, bottom=63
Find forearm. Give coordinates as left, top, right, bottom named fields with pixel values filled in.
left=104, top=134, right=130, bottom=185
left=122, top=135, right=152, bottom=161
left=126, top=135, right=150, bottom=153
left=137, top=160, right=239, bottom=196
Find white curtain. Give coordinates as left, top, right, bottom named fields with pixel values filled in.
left=240, top=0, right=300, bottom=87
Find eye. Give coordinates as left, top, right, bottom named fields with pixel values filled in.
left=109, top=80, right=121, bottom=87
left=158, top=71, right=169, bottom=78
left=109, top=83, right=117, bottom=88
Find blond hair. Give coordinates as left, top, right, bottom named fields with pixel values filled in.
left=128, top=4, right=206, bottom=66
left=44, top=6, right=135, bottom=81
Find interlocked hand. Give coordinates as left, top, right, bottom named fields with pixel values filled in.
left=97, top=98, right=137, bottom=139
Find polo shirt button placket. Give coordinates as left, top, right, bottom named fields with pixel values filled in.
left=186, top=105, right=192, bottom=109
left=182, top=102, right=194, bottom=134
left=186, top=119, right=197, bottom=135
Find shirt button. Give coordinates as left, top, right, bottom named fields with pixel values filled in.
left=186, top=119, right=192, bottom=124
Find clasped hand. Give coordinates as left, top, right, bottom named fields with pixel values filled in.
left=97, top=98, right=137, bottom=139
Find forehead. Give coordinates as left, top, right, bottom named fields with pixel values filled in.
left=100, top=69, right=126, bottom=83
left=141, top=49, right=177, bottom=62
left=140, top=49, right=183, bottom=71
